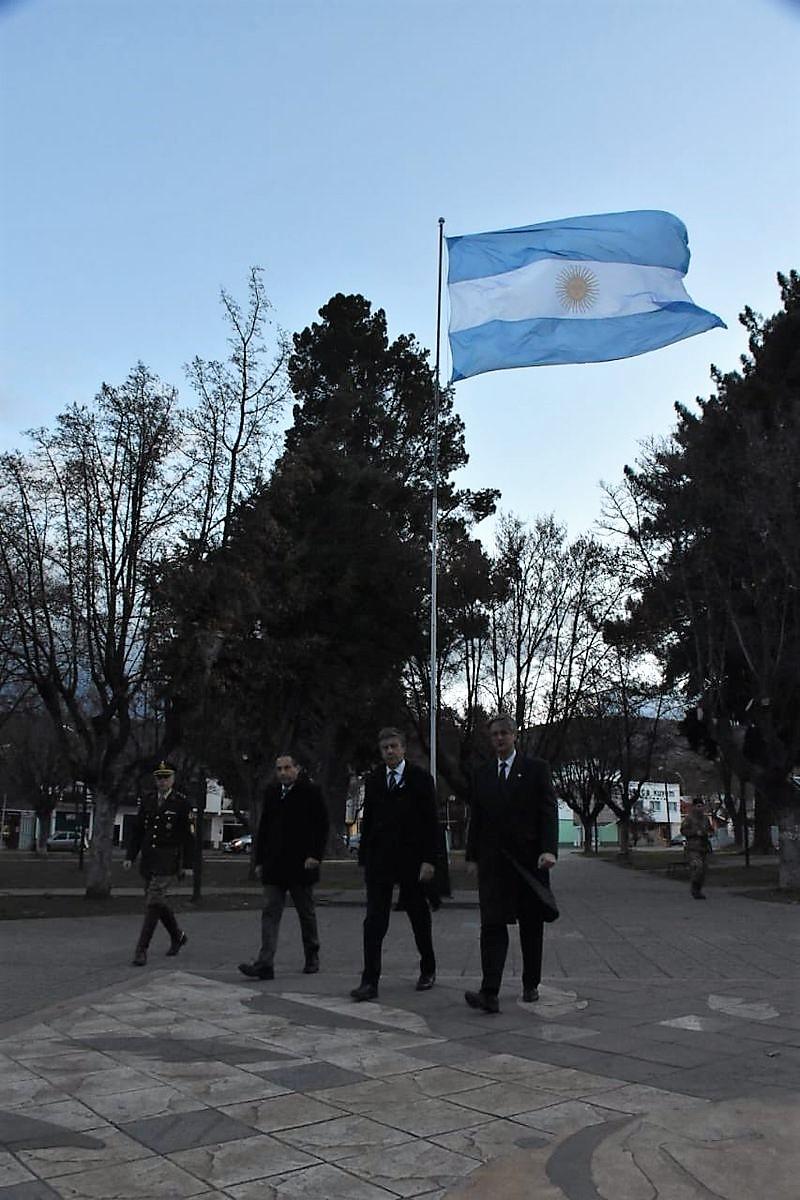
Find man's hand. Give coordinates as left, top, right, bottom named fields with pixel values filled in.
left=304, top=857, right=320, bottom=870
left=122, top=859, right=132, bottom=871
left=538, top=852, right=556, bottom=870
left=418, top=862, right=435, bottom=883
left=465, top=861, right=477, bottom=877
left=254, top=864, right=262, bottom=880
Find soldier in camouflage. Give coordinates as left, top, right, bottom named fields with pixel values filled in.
left=680, top=797, right=714, bottom=899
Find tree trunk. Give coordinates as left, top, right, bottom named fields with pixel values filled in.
left=617, top=817, right=632, bottom=860
left=752, top=788, right=774, bottom=854
left=85, top=791, right=115, bottom=898
left=776, top=803, right=800, bottom=890
left=580, top=815, right=594, bottom=854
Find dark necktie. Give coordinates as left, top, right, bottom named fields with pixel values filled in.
left=388, top=770, right=398, bottom=792
left=498, top=761, right=508, bottom=790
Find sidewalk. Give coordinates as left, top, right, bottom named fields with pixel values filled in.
left=1, top=855, right=798, bottom=1198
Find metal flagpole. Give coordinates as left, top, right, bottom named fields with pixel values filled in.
left=430, top=217, right=445, bottom=783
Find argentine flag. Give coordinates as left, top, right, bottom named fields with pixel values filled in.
left=446, top=210, right=725, bottom=382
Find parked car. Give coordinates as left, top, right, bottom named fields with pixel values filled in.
left=46, top=831, right=86, bottom=852
left=669, top=834, right=686, bottom=846
left=223, top=833, right=253, bottom=854
left=347, top=834, right=361, bottom=857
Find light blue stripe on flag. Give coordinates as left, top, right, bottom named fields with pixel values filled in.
left=446, top=210, right=725, bottom=381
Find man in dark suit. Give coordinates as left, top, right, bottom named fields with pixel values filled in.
left=239, top=753, right=329, bottom=980
left=350, top=727, right=438, bottom=1001
left=465, top=715, right=558, bottom=1013
left=124, top=760, right=195, bottom=966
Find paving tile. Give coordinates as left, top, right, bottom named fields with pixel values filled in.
left=275, top=1114, right=411, bottom=1160
left=335, top=1138, right=476, bottom=1197
left=512, top=1098, right=614, bottom=1135
left=514, top=1022, right=602, bottom=1044
left=225, top=1161, right=396, bottom=1199
left=1, top=1100, right=105, bottom=1135
left=360, top=1096, right=490, bottom=1138
left=0, top=1149, right=37, bottom=1189
left=168, top=1073, right=289, bottom=1107
left=447, top=1082, right=564, bottom=1118
left=0, top=1056, right=41, bottom=1082
left=168, top=1133, right=317, bottom=1187
left=78, top=1085, right=205, bottom=1124
left=0, top=1111, right=105, bottom=1151
left=0, top=1180, right=62, bottom=1199
left=265, top=1062, right=368, bottom=1091
left=395, top=1067, right=489, bottom=1098
left=0, top=1080, right=69, bottom=1109
left=41, top=1068, right=158, bottom=1101
left=220, top=1094, right=344, bottom=1133
left=23, top=1052, right=122, bottom=1079
left=321, top=1047, right=434, bottom=1077
left=120, top=1109, right=258, bottom=1154
left=40, top=1154, right=208, bottom=1198
left=15, top=1127, right=153, bottom=1180
left=587, top=1082, right=712, bottom=1116
left=430, top=1117, right=549, bottom=1161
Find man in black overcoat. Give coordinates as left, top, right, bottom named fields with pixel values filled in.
left=124, top=761, right=195, bottom=966
left=465, top=715, right=558, bottom=1013
left=350, top=727, right=438, bottom=1001
left=239, top=753, right=329, bottom=980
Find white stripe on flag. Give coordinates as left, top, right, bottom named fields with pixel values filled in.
left=448, top=259, right=692, bottom=333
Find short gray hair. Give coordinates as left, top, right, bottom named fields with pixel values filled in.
left=378, top=726, right=406, bottom=746
left=488, top=714, right=517, bottom=735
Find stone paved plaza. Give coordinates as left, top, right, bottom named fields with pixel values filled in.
left=1, top=855, right=799, bottom=1198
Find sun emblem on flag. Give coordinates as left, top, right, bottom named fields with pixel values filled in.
left=556, top=266, right=599, bottom=313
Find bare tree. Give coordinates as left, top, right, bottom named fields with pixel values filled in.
left=0, top=366, right=190, bottom=895
left=184, top=267, right=288, bottom=552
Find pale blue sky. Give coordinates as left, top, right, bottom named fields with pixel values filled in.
left=1, top=0, right=798, bottom=537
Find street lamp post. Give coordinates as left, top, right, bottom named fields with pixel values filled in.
left=78, top=780, right=88, bottom=871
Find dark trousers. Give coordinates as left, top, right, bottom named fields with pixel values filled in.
left=258, top=883, right=319, bottom=968
left=362, top=872, right=436, bottom=986
left=480, top=880, right=544, bottom=996
left=688, top=851, right=708, bottom=895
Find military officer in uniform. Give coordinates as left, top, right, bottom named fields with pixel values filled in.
left=124, top=761, right=195, bottom=965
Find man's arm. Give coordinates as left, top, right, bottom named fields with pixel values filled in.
left=357, top=775, right=373, bottom=867
left=180, top=801, right=195, bottom=869
left=306, top=784, right=329, bottom=866
left=123, top=803, right=145, bottom=868
left=536, top=760, right=558, bottom=868
left=465, top=772, right=482, bottom=863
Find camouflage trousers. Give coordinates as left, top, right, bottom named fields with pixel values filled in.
left=686, top=851, right=708, bottom=894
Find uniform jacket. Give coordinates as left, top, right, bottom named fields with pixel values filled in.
left=680, top=809, right=713, bottom=854
left=358, top=760, right=438, bottom=881
left=466, top=754, right=558, bottom=924
left=127, top=790, right=195, bottom=878
left=255, top=774, right=329, bottom=886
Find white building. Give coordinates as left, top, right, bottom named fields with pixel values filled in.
left=635, top=781, right=681, bottom=835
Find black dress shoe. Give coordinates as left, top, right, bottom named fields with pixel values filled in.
left=464, top=989, right=499, bottom=1014
left=166, top=931, right=188, bottom=957
left=350, top=983, right=378, bottom=1002
left=521, top=986, right=539, bottom=1002
left=238, top=962, right=274, bottom=980
left=303, top=957, right=320, bottom=974
left=132, top=949, right=147, bottom=967
left=416, top=973, right=436, bottom=991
